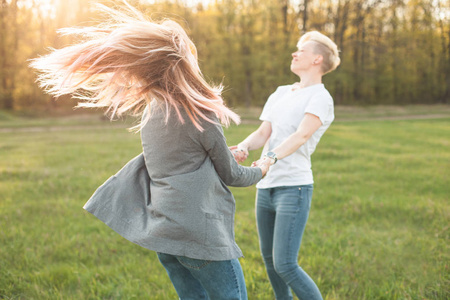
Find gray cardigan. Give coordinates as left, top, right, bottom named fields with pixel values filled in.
left=84, top=104, right=262, bottom=260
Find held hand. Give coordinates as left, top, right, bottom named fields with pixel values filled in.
left=236, top=144, right=249, bottom=162
left=252, top=157, right=273, bottom=177
left=229, top=145, right=249, bottom=163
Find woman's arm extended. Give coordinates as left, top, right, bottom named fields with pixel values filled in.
left=230, top=121, right=272, bottom=162
left=264, top=113, right=322, bottom=163
left=238, top=121, right=272, bottom=151
left=199, top=120, right=267, bottom=187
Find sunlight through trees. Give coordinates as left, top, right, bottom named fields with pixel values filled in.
left=0, top=0, right=449, bottom=111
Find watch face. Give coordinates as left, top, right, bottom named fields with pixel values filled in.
left=265, top=152, right=277, bottom=163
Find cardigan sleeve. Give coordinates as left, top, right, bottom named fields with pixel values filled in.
left=196, top=119, right=263, bottom=187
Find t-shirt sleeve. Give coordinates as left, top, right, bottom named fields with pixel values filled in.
left=304, top=93, right=334, bottom=125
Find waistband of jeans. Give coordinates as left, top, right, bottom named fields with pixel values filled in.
left=258, top=184, right=313, bottom=191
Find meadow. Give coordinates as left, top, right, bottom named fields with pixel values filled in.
left=0, top=106, right=449, bottom=299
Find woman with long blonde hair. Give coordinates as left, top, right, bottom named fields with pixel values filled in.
left=31, top=2, right=270, bottom=299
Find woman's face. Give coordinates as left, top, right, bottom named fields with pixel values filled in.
left=290, top=41, right=318, bottom=75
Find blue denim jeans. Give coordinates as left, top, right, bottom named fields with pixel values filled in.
left=256, top=185, right=322, bottom=300
left=157, top=252, right=247, bottom=300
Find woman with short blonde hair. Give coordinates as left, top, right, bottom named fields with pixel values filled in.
left=231, top=31, right=340, bottom=300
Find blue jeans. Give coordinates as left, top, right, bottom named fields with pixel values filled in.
left=157, top=252, right=247, bottom=300
left=256, top=185, right=322, bottom=300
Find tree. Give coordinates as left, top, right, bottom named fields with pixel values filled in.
left=0, top=0, right=18, bottom=110
left=0, top=0, right=447, bottom=111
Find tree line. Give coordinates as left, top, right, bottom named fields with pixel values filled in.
left=0, top=0, right=449, bottom=112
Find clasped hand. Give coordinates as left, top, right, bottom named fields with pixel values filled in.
left=229, top=146, right=272, bottom=177
left=229, top=145, right=248, bottom=163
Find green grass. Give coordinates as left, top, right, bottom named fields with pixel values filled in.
left=0, top=109, right=449, bottom=299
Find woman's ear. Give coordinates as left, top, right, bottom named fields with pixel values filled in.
left=313, top=55, right=323, bottom=65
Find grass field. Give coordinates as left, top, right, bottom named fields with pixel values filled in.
left=0, top=106, right=449, bottom=299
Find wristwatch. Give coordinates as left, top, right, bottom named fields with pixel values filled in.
left=264, top=151, right=278, bottom=164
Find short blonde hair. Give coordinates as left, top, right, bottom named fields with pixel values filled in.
left=298, top=31, right=340, bottom=74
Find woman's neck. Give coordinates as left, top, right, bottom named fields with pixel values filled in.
left=293, top=72, right=323, bottom=90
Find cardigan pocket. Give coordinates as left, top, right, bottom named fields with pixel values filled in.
left=205, top=212, right=228, bottom=247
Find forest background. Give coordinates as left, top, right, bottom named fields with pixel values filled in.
left=0, top=0, right=449, bottom=113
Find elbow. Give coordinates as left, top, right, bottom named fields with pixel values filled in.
left=260, top=128, right=272, bottom=141
left=295, top=132, right=310, bottom=146
left=288, top=132, right=310, bottom=153
left=221, top=175, right=236, bottom=186
left=301, top=133, right=311, bottom=144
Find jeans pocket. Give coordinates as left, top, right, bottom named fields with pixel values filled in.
left=297, top=187, right=304, bottom=205
left=178, top=256, right=212, bottom=269
left=298, top=185, right=313, bottom=210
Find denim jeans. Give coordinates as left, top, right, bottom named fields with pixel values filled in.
left=256, top=185, right=323, bottom=300
left=157, top=252, right=247, bottom=300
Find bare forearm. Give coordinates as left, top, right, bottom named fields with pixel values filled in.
left=269, top=113, right=322, bottom=161
left=271, top=132, right=308, bottom=160
left=238, top=121, right=272, bottom=151
left=239, top=131, right=267, bottom=151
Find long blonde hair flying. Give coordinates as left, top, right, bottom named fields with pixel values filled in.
left=30, top=1, right=240, bottom=131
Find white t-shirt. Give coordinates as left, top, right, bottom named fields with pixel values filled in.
left=256, top=83, right=334, bottom=189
